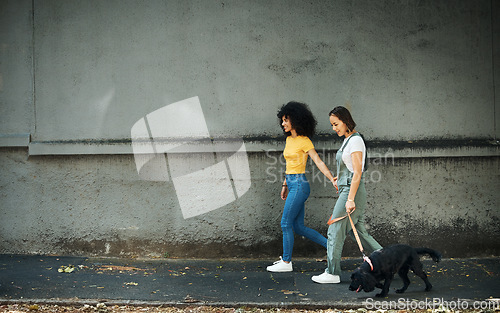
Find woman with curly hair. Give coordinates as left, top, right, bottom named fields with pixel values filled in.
left=311, top=106, right=382, bottom=283
left=267, top=101, right=336, bottom=273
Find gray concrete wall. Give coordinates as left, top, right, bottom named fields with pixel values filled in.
left=0, top=0, right=33, bottom=146
left=13, top=0, right=500, bottom=143
left=1, top=148, right=498, bottom=258
left=0, top=0, right=499, bottom=258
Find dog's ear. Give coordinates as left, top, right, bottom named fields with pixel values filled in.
left=360, top=271, right=377, bottom=292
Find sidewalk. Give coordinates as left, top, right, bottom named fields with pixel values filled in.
left=0, top=254, right=499, bottom=309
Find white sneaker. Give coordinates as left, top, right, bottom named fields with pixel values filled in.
left=311, top=270, right=341, bottom=284
left=266, top=257, right=293, bottom=272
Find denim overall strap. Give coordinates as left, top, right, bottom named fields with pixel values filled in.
left=336, top=132, right=361, bottom=187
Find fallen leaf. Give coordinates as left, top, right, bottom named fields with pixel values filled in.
left=281, top=290, right=299, bottom=295
left=184, top=295, right=200, bottom=303
left=58, top=265, right=75, bottom=273
left=95, top=265, right=148, bottom=272
left=124, top=282, right=138, bottom=286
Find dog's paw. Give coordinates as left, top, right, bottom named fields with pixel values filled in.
left=395, top=288, right=405, bottom=294
left=425, top=285, right=432, bottom=291
left=375, top=293, right=387, bottom=298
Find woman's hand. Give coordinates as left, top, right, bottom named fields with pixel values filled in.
left=346, top=199, right=355, bottom=214
left=332, top=177, right=338, bottom=193
left=281, top=186, right=288, bottom=200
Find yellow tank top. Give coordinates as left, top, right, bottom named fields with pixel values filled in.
left=284, top=136, right=314, bottom=174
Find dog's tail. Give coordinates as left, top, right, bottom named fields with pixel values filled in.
left=415, top=247, right=442, bottom=262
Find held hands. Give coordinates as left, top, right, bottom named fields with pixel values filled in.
left=332, top=177, right=338, bottom=193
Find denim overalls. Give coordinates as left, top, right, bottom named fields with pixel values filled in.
left=326, top=133, right=382, bottom=275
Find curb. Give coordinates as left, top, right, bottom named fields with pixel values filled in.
left=0, top=298, right=365, bottom=310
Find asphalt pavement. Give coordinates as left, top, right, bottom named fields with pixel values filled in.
left=1, top=254, right=499, bottom=310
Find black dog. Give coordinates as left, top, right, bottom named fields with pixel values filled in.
left=349, top=244, right=441, bottom=298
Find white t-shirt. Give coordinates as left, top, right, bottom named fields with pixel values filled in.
left=341, top=135, right=366, bottom=173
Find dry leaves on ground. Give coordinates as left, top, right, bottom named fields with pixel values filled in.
left=0, top=304, right=494, bottom=313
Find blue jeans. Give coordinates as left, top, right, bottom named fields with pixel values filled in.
left=281, top=174, right=327, bottom=262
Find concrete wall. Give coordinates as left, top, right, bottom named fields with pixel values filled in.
left=4, top=0, right=498, bottom=144
left=0, top=0, right=33, bottom=145
left=1, top=148, right=498, bottom=258
left=0, top=0, right=499, bottom=258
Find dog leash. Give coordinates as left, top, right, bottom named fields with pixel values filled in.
left=326, top=212, right=349, bottom=225
left=327, top=209, right=374, bottom=271
left=347, top=211, right=374, bottom=271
